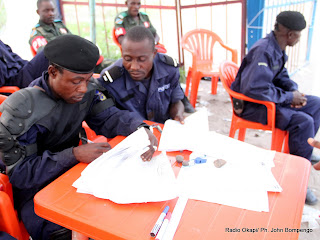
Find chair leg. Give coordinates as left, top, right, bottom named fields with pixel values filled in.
left=238, top=128, right=246, bottom=141
left=211, top=76, right=219, bottom=95
left=189, top=71, right=201, bottom=108
left=271, top=129, right=288, bottom=152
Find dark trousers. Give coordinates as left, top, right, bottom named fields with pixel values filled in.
left=240, top=95, right=320, bottom=161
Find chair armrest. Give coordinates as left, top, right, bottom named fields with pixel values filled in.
left=224, top=86, right=276, bottom=128
left=219, top=42, right=238, bottom=64
left=0, top=86, right=20, bottom=94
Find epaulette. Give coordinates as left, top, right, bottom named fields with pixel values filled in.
left=102, top=66, right=123, bottom=84
left=160, top=54, right=179, bottom=67
left=34, top=23, right=40, bottom=28
left=118, top=12, right=128, bottom=18
left=54, top=19, right=63, bottom=23
left=140, top=11, right=148, bottom=16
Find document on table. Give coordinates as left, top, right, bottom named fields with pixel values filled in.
left=158, top=108, right=209, bottom=151
left=73, top=128, right=178, bottom=204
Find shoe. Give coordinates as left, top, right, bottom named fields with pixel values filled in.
left=311, top=154, right=320, bottom=165
left=182, top=95, right=195, bottom=113
left=305, top=188, right=318, bottom=205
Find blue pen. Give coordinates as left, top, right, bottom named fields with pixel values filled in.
left=150, top=206, right=169, bottom=237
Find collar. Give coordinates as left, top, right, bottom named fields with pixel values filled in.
left=38, top=20, right=56, bottom=31
left=268, top=32, right=287, bottom=61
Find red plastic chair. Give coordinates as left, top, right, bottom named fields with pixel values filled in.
left=182, top=29, right=238, bottom=107
left=0, top=174, right=29, bottom=240
left=219, top=60, right=289, bottom=153
left=0, top=86, right=20, bottom=95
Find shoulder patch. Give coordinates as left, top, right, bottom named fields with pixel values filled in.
left=115, top=17, right=124, bottom=25
left=258, top=62, right=268, bottom=67
left=102, top=66, right=123, bottom=84
left=30, top=29, right=37, bottom=37
left=160, top=54, right=179, bottom=67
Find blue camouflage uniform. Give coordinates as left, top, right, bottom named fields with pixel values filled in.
left=99, top=54, right=184, bottom=124
left=231, top=31, right=320, bottom=161
left=0, top=40, right=48, bottom=88
left=5, top=73, right=145, bottom=239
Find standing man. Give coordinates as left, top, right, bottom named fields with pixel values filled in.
left=0, top=40, right=48, bottom=88
left=231, top=11, right=320, bottom=205
left=0, top=34, right=157, bottom=240
left=100, top=26, right=185, bottom=124
left=114, top=0, right=160, bottom=45
left=29, top=0, right=71, bottom=54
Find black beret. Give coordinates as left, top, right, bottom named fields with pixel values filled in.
left=276, top=11, right=306, bottom=31
left=44, top=35, right=99, bottom=74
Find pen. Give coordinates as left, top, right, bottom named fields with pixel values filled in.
left=150, top=206, right=169, bottom=237
left=80, top=137, right=94, bottom=143
left=155, top=212, right=171, bottom=240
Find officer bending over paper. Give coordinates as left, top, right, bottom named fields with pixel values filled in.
left=99, top=26, right=185, bottom=124
left=0, top=35, right=157, bottom=240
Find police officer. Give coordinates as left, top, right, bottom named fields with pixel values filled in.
left=100, top=26, right=185, bottom=124
left=29, top=0, right=71, bottom=54
left=0, top=40, right=49, bottom=88
left=231, top=11, right=320, bottom=205
left=0, top=34, right=157, bottom=240
left=114, top=0, right=160, bottom=45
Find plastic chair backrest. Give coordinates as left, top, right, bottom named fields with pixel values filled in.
left=0, top=86, right=20, bottom=95
left=181, top=29, right=238, bottom=70
left=219, top=60, right=239, bottom=90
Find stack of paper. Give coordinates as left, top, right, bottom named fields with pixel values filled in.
left=73, top=128, right=178, bottom=204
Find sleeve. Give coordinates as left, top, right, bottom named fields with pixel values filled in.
left=9, top=125, right=78, bottom=190
left=29, top=28, right=48, bottom=54
left=85, top=91, right=145, bottom=138
left=239, top=51, right=293, bottom=105
left=114, top=14, right=127, bottom=39
left=169, top=68, right=184, bottom=103
left=144, top=15, right=157, bottom=37
left=273, top=68, right=298, bottom=91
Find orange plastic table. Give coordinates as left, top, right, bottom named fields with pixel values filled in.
left=34, top=136, right=310, bottom=240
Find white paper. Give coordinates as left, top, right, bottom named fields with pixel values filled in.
left=73, top=128, right=178, bottom=204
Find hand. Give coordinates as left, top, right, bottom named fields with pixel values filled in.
left=140, top=128, right=158, bottom=161
left=169, top=101, right=185, bottom=124
left=308, top=138, right=320, bottom=149
left=291, top=91, right=307, bottom=108
left=73, top=142, right=111, bottom=163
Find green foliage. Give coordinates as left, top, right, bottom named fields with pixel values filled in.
left=179, top=66, right=186, bottom=84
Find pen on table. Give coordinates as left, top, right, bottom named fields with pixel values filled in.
left=150, top=206, right=169, bottom=237
left=80, top=137, right=94, bottom=144
left=155, top=212, right=171, bottom=240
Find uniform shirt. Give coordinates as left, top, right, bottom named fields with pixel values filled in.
left=0, top=40, right=48, bottom=88
left=29, top=20, right=71, bottom=54
left=114, top=11, right=157, bottom=39
left=231, top=31, right=297, bottom=105
left=100, top=54, right=184, bottom=123
left=9, top=73, right=144, bottom=212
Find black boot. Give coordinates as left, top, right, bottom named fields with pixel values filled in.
left=182, top=95, right=195, bottom=113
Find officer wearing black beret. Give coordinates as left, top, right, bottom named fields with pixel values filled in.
left=231, top=10, right=320, bottom=206
left=0, top=34, right=157, bottom=239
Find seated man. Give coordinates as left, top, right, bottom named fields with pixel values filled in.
left=114, top=0, right=194, bottom=113
left=100, top=26, right=185, bottom=124
left=29, top=0, right=71, bottom=54
left=0, top=34, right=157, bottom=240
left=0, top=40, right=48, bottom=88
left=231, top=11, right=320, bottom=205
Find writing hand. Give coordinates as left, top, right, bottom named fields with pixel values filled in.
left=73, top=142, right=111, bottom=163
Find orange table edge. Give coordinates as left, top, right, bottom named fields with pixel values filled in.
left=34, top=137, right=311, bottom=240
